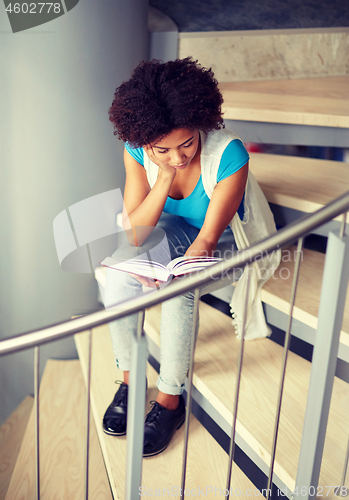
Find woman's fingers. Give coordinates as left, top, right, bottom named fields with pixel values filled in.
left=144, top=145, right=157, bottom=163
left=129, top=272, right=160, bottom=288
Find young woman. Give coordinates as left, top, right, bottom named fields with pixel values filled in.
left=102, top=58, right=279, bottom=457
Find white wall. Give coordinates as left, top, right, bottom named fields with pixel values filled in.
left=0, top=0, right=149, bottom=423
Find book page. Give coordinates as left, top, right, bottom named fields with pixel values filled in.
left=169, top=256, right=222, bottom=276
left=100, top=257, right=171, bottom=282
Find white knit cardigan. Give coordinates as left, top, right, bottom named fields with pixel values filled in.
left=144, top=128, right=281, bottom=340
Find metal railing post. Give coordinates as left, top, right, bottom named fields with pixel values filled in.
left=226, top=266, right=251, bottom=498
left=125, top=310, right=147, bottom=500
left=294, top=232, right=349, bottom=499
left=34, top=346, right=40, bottom=500
left=180, top=287, right=200, bottom=499
left=267, top=237, right=304, bottom=499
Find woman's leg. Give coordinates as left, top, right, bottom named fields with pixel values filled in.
left=105, top=219, right=238, bottom=385
left=103, top=215, right=239, bottom=448
left=104, top=223, right=174, bottom=371
left=143, top=222, right=239, bottom=456
left=157, top=226, right=239, bottom=396
left=104, top=269, right=143, bottom=371
left=103, top=222, right=178, bottom=436
left=140, top=215, right=201, bottom=455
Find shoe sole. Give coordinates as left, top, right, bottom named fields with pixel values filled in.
left=102, top=426, right=127, bottom=437
left=143, top=416, right=186, bottom=458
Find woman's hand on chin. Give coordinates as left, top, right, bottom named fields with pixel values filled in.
left=144, top=145, right=177, bottom=177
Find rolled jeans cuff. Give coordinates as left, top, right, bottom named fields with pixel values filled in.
left=115, top=360, right=131, bottom=372
left=156, top=375, right=185, bottom=396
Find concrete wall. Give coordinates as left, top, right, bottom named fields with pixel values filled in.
left=179, top=27, right=349, bottom=82
left=0, top=0, right=149, bottom=423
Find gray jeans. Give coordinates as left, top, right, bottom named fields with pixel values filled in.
left=104, top=213, right=241, bottom=395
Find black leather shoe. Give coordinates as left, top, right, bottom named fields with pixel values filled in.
left=102, top=382, right=128, bottom=436
left=103, top=379, right=148, bottom=436
left=143, top=395, right=186, bottom=457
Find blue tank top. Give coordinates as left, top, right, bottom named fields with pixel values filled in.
left=125, top=139, right=249, bottom=229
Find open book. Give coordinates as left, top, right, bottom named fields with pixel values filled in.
left=100, top=255, right=223, bottom=282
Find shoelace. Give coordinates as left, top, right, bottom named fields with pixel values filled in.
left=112, top=381, right=128, bottom=406
left=146, top=401, right=166, bottom=424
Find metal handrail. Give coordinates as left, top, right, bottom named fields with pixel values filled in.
left=1, top=190, right=348, bottom=357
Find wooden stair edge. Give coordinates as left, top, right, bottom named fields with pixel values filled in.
left=144, top=316, right=295, bottom=492
left=193, top=373, right=296, bottom=490
left=261, top=289, right=349, bottom=350
left=0, top=396, right=34, bottom=500
left=5, top=359, right=112, bottom=500
left=219, top=78, right=349, bottom=128
left=226, top=245, right=349, bottom=349
left=248, top=151, right=349, bottom=221
left=75, top=327, right=267, bottom=499
left=261, top=246, right=349, bottom=348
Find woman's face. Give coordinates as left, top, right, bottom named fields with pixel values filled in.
left=150, top=128, right=200, bottom=171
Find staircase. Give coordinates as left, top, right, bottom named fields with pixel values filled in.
left=2, top=158, right=348, bottom=498
left=74, top=327, right=264, bottom=499
left=3, top=360, right=112, bottom=500
left=144, top=293, right=349, bottom=497
left=2, top=27, right=349, bottom=500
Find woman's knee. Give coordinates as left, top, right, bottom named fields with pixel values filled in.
left=104, top=268, right=143, bottom=309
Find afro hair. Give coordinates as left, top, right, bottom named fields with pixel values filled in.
left=108, top=57, right=224, bottom=147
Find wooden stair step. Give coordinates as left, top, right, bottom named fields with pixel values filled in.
left=144, top=301, right=349, bottom=498
left=5, top=359, right=112, bottom=500
left=219, top=77, right=349, bottom=128
left=210, top=246, right=349, bottom=356
left=249, top=152, right=349, bottom=221
left=262, top=246, right=349, bottom=349
left=75, top=326, right=262, bottom=499
left=0, top=396, right=33, bottom=500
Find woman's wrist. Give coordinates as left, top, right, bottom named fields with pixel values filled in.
left=157, top=166, right=176, bottom=183
left=185, top=235, right=217, bottom=258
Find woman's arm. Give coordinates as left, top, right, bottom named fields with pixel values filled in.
left=185, top=162, right=249, bottom=257
left=122, top=148, right=176, bottom=244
